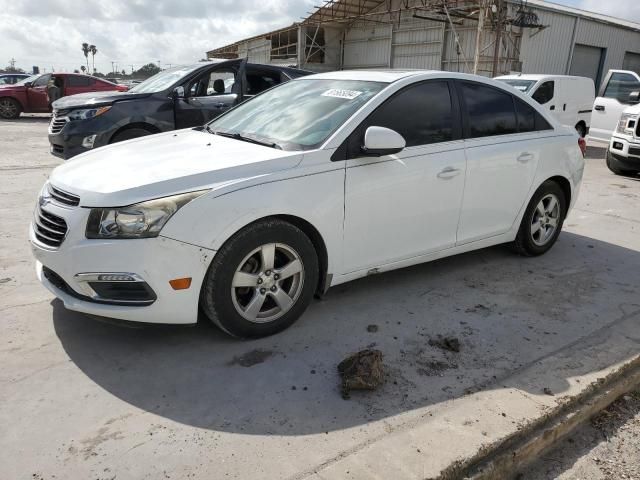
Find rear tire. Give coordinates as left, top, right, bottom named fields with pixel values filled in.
left=512, top=180, right=567, bottom=257
left=0, top=98, right=21, bottom=119
left=111, top=127, right=154, bottom=143
left=200, top=219, right=319, bottom=338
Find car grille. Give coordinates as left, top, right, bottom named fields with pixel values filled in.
left=49, top=112, right=69, bottom=134
left=48, top=184, right=80, bottom=206
left=34, top=207, right=68, bottom=248
left=629, top=146, right=640, bottom=157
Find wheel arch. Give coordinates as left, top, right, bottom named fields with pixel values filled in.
left=108, top=122, right=161, bottom=143
left=546, top=175, right=572, bottom=207
left=213, top=214, right=330, bottom=296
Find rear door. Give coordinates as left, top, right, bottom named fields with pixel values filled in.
left=63, top=75, right=94, bottom=96
left=456, top=80, right=550, bottom=243
left=174, top=59, right=246, bottom=129
left=26, top=73, right=50, bottom=112
left=590, top=71, right=640, bottom=144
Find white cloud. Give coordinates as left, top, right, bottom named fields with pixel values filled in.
left=0, top=0, right=314, bottom=74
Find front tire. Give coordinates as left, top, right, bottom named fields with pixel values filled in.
left=0, top=98, right=21, bottom=119
left=200, top=219, right=319, bottom=338
left=512, top=180, right=567, bottom=256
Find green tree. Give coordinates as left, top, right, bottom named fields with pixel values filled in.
left=134, top=63, right=161, bottom=79
left=81, top=42, right=90, bottom=72
left=89, top=45, right=97, bottom=74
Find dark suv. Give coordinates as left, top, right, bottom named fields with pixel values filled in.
left=49, top=60, right=311, bottom=159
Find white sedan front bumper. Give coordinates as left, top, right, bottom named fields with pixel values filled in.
left=29, top=201, right=214, bottom=324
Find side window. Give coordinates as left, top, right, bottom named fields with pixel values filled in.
left=246, top=73, right=280, bottom=95
left=514, top=97, right=553, bottom=133
left=67, top=75, right=92, bottom=87
left=531, top=81, right=554, bottom=104
left=33, top=74, right=50, bottom=87
left=363, top=81, right=455, bottom=148
left=460, top=81, right=517, bottom=138
left=603, top=73, right=640, bottom=103
left=189, top=70, right=235, bottom=97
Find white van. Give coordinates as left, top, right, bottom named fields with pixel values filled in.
left=495, top=74, right=595, bottom=137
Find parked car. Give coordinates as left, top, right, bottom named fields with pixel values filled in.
left=48, top=60, right=311, bottom=159
left=589, top=69, right=640, bottom=145
left=495, top=74, right=595, bottom=137
left=606, top=95, right=640, bottom=175
left=0, top=73, right=31, bottom=85
left=0, top=73, right=127, bottom=120
left=30, top=70, right=585, bottom=338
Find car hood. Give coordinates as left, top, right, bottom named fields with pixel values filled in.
left=622, top=103, right=640, bottom=115
left=48, top=129, right=304, bottom=207
left=52, top=90, right=151, bottom=110
left=0, top=85, right=23, bottom=93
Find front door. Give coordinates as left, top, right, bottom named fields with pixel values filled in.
left=342, top=80, right=466, bottom=273
left=590, top=71, right=640, bottom=144
left=26, top=73, right=51, bottom=112
left=174, top=59, right=246, bottom=129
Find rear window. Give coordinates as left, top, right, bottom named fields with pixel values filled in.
left=514, top=97, right=552, bottom=133
left=460, top=81, right=517, bottom=138
left=66, top=75, right=93, bottom=87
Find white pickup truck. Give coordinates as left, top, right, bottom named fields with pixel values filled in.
left=590, top=69, right=640, bottom=146
left=607, top=95, right=640, bottom=175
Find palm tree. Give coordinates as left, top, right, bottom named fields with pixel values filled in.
left=80, top=65, right=86, bottom=73
left=89, top=45, right=97, bottom=74
left=81, top=43, right=90, bottom=72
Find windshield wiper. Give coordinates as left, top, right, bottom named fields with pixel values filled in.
left=209, top=128, right=282, bottom=150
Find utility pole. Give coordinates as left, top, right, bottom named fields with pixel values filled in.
left=158, top=60, right=161, bottom=70
left=130, top=65, right=134, bottom=74
left=111, top=61, right=115, bottom=75
left=492, top=0, right=503, bottom=77
left=473, top=1, right=485, bottom=74
left=9, top=57, right=16, bottom=69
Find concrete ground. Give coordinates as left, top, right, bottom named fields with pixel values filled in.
left=1, top=116, right=639, bottom=480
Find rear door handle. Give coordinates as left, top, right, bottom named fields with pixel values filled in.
left=437, top=167, right=461, bottom=179
left=518, top=152, right=534, bottom=163
left=594, top=105, right=605, bottom=111
left=550, top=105, right=556, bottom=111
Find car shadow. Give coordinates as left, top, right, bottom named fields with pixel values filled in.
left=52, top=232, right=640, bottom=435
left=0, top=116, right=51, bottom=124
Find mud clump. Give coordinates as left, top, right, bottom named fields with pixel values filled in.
left=429, top=336, right=461, bottom=353
left=338, top=349, right=384, bottom=399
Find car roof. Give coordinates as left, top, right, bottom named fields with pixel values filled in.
left=304, top=69, right=435, bottom=83
left=495, top=74, right=591, bottom=82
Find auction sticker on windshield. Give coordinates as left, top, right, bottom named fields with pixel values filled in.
left=322, top=89, right=363, bottom=100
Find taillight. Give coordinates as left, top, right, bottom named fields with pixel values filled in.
left=578, top=137, right=587, bottom=157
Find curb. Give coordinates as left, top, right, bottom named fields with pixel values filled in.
left=447, top=356, right=640, bottom=479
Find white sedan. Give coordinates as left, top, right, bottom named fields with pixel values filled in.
left=30, top=70, right=585, bottom=338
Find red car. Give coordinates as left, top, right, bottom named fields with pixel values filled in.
left=0, top=73, right=128, bottom=119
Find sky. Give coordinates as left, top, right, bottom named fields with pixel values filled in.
left=1, top=0, right=639, bottom=75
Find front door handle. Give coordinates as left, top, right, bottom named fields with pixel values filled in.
left=550, top=105, right=556, bottom=111
left=518, top=152, right=534, bottom=163
left=595, top=105, right=605, bottom=111
left=437, top=167, right=461, bottom=179
left=215, top=102, right=227, bottom=108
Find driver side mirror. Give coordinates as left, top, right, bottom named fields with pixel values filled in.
left=630, top=91, right=640, bottom=104
left=361, top=126, right=406, bottom=157
left=24, top=82, right=33, bottom=88
left=172, top=86, right=185, bottom=100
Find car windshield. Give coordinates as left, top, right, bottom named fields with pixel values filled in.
left=497, top=79, right=537, bottom=93
left=128, top=65, right=202, bottom=94
left=13, top=74, right=39, bottom=86
left=207, top=79, right=386, bottom=151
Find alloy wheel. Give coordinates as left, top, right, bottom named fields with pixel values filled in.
left=0, top=99, right=17, bottom=118
left=530, top=193, right=560, bottom=246
left=231, top=243, right=305, bottom=323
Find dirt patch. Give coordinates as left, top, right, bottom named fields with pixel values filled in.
left=338, top=349, right=384, bottom=399
left=429, top=336, right=461, bottom=353
left=228, top=349, right=274, bottom=367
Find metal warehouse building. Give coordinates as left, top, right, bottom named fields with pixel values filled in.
left=207, top=0, right=640, bottom=89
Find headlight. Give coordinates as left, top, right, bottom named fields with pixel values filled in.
left=68, top=106, right=111, bottom=121
left=616, top=113, right=638, bottom=135
left=86, top=190, right=208, bottom=239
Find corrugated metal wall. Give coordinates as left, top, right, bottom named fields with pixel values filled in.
left=343, top=23, right=392, bottom=69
